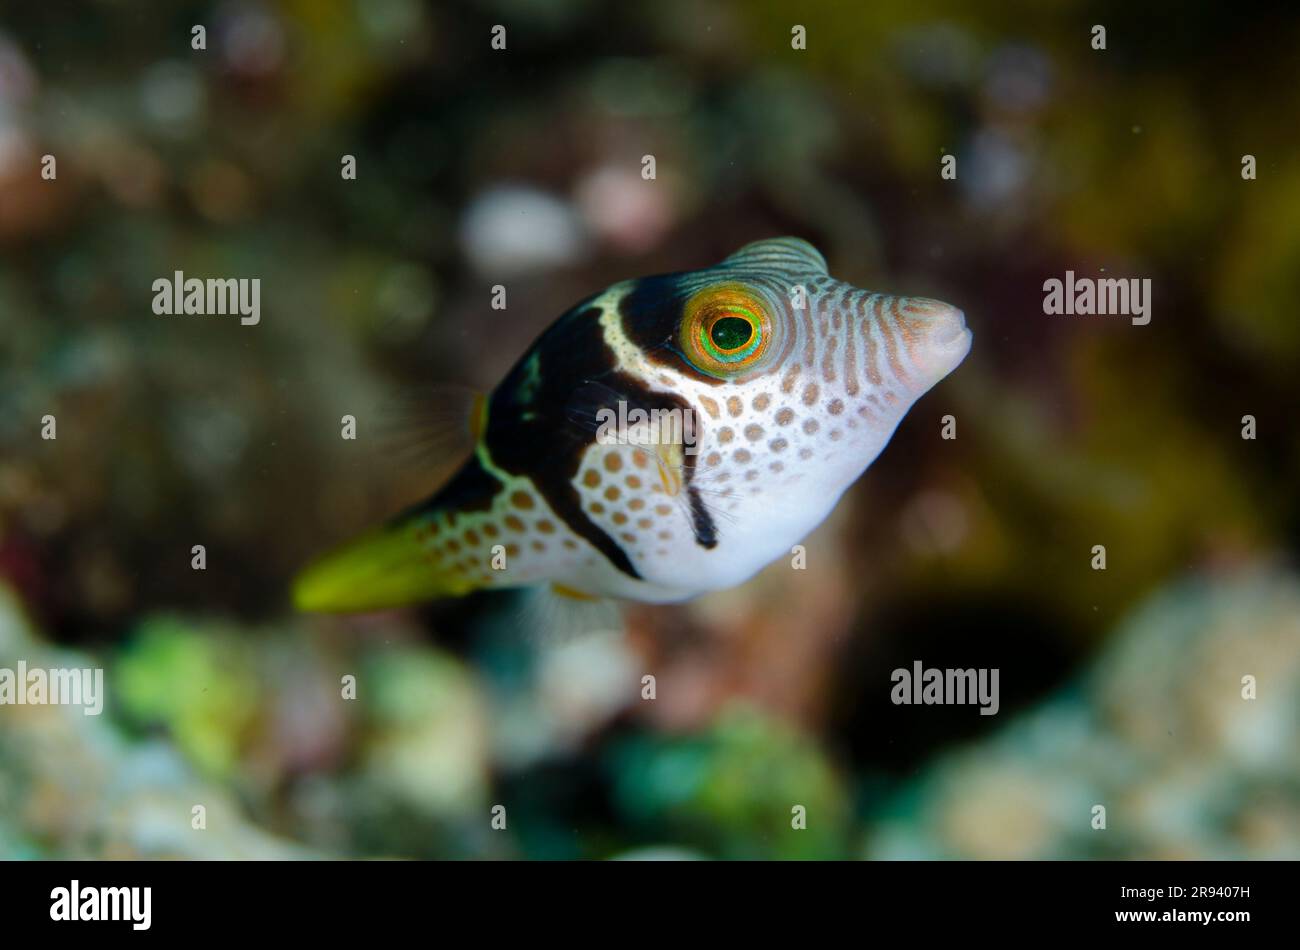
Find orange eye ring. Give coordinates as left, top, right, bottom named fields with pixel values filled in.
left=679, top=285, right=772, bottom=378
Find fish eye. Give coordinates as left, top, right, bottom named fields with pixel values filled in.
left=680, top=285, right=772, bottom=378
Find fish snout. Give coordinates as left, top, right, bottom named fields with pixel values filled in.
left=898, top=296, right=972, bottom=379
left=903, top=296, right=969, bottom=344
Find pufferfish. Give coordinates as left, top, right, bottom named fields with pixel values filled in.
left=293, top=237, right=971, bottom=612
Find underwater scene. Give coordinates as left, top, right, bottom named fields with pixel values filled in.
left=1, top=1, right=1298, bottom=863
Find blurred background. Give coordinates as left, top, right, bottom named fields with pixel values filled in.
left=1, top=0, right=1299, bottom=859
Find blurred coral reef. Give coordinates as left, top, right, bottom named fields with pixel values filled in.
left=867, top=566, right=1300, bottom=860
left=3, top=565, right=1296, bottom=859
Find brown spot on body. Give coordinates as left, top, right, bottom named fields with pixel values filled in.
left=781, top=364, right=801, bottom=394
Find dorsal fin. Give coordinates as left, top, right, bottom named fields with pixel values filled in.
left=722, top=237, right=828, bottom=275
left=374, top=382, right=484, bottom=474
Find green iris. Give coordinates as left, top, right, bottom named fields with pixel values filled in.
left=700, top=308, right=762, bottom=364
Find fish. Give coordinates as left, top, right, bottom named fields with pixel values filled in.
left=292, top=237, right=972, bottom=612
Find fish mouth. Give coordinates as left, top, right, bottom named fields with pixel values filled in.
left=901, top=298, right=972, bottom=380
left=934, top=307, right=971, bottom=347
left=915, top=300, right=973, bottom=363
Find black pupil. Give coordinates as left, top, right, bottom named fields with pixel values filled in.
left=711, top=316, right=753, bottom=352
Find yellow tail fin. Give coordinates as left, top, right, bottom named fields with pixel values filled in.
left=292, top=523, right=478, bottom=613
